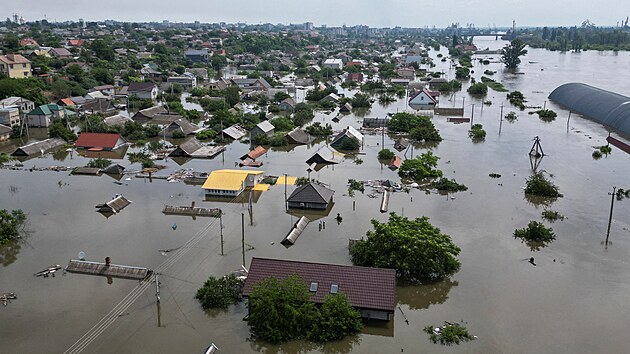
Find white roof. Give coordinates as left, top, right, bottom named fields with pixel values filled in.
left=323, top=58, right=342, bottom=65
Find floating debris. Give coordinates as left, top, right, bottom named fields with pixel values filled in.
left=34, top=265, right=62, bottom=278
left=1, top=293, right=17, bottom=306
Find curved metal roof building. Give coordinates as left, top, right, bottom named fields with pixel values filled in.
left=549, top=83, right=630, bottom=134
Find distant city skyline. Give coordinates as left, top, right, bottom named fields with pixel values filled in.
left=7, top=0, right=630, bottom=28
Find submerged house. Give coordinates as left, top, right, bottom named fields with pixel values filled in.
left=408, top=88, right=438, bottom=107
left=243, top=257, right=396, bottom=320
left=12, top=138, right=66, bottom=157
left=201, top=169, right=264, bottom=197
left=286, top=127, right=314, bottom=145
left=75, top=133, right=126, bottom=151
left=287, top=183, right=334, bottom=210
left=249, top=120, right=275, bottom=141
left=221, top=124, right=248, bottom=140
left=168, top=137, right=225, bottom=158
left=159, top=119, right=200, bottom=138
left=305, top=145, right=344, bottom=165
left=330, top=126, right=364, bottom=149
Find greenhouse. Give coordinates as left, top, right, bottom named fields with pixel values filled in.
left=549, top=83, right=630, bottom=135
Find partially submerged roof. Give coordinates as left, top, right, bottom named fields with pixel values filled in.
left=549, top=82, right=630, bottom=135
left=242, top=146, right=267, bottom=160
left=103, top=114, right=133, bottom=127
left=331, top=126, right=364, bottom=146
left=201, top=169, right=264, bottom=191
left=286, top=127, right=314, bottom=145
left=160, top=119, right=200, bottom=136
left=305, top=145, right=344, bottom=165
left=12, top=138, right=66, bottom=156
left=287, top=183, right=334, bottom=204
left=243, top=257, right=396, bottom=313
left=222, top=124, right=247, bottom=140
left=255, top=120, right=275, bottom=133
left=281, top=216, right=310, bottom=245
left=75, top=133, right=124, bottom=149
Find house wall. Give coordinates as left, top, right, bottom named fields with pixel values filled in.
left=244, top=174, right=262, bottom=188
left=0, top=62, right=31, bottom=78
left=287, top=201, right=327, bottom=210
left=409, top=92, right=435, bottom=106
left=0, top=108, right=20, bottom=126
left=205, top=188, right=241, bottom=197
left=27, top=114, right=51, bottom=127
left=359, top=309, right=392, bottom=321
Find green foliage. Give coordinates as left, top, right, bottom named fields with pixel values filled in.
left=350, top=93, right=372, bottom=108
left=541, top=210, right=565, bottom=222
left=599, top=145, right=612, bottom=154
left=525, top=172, right=563, bottom=198
left=437, top=80, right=462, bottom=93
left=195, top=129, right=217, bottom=141
left=171, top=130, right=186, bottom=139
left=513, top=221, right=556, bottom=251
left=308, top=294, right=363, bottom=342
left=347, top=179, right=365, bottom=195
left=424, top=322, right=476, bottom=345
left=121, top=121, right=160, bottom=141
left=273, top=91, right=291, bottom=102
left=0, top=77, right=48, bottom=105
left=195, top=274, right=244, bottom=310
left=489, top=173, right=502, bottom=178
left=247, top=275, right=318, bottom=344
left=49, top=121, right=77, bottom=141
left=388, top=113, right=442, bottom=142
left=337, top=137, right=360, bottom=151
left=305, top=86, right=337, bottom=101
left=468, top=124, right=486, bottom=142
left=86, top=158, right=112, bottom=169
left=399, top=151, right=443, bottom=181
left=0, top=209, right=26, bottom=245
left=91, top=39, right=116, bottom=61
left=507, top=91, right=526, bottom=110
left=292, top=104, right=315, bottom=126
left=592, top=150, right=603, bottom=159
left=350, top=213, right=461, bottom=281
left=467, top=83, right=488, bottom=96
left=504, top=111, right=518, bottom=122
left=0, top=152, right=12, bottom=164
left=536, top=109, right=557, bottom=122
left=431, top=178, right=468, bottom=193
left=127, top=151, right=151, bottom=164
left=455, top=67, right=470, bottom=80
left=305, top=122, right=333, bottom=137
left=480, top=77, right=507, bottom=92
left=255, top=132, right=288, bottom=146
left=295, top=177, right=310, bottom=186
left=378, top=149, right=395, bottom=161
left=501, top=39, right=528, bottom=69
left=270, top=116, right=295, bottom=131
left=360, top=80, right=385, bottom=91
left=353, top=158, right=363, bottom=165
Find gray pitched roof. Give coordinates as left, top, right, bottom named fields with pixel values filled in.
left=12, top=138, right=66, bottom=156
left=286, top=127, right=314, bottom=145
left=288, top=183, right=334, bottom=204
left=0, top=124, right=12, bottom=135
left=255, top=120, right=275, bottom=133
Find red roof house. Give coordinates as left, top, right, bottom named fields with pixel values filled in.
left=243, top=257, right=396, bottom=320
left=75, top=133, right=126, bottom=151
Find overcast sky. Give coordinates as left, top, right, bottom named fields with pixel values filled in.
left=8, top=0, right=630, bottom=28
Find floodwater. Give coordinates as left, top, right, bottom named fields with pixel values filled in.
left=2, top=37, right=630, bottom=353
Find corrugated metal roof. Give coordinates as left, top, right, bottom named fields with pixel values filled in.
left=201, top=169, right=264, bottom=191
left=243, top=146, right=267, bottom=160
left=243, top=257, right=396, bottom=312
left=281, top=216, right=310, bottom=245
left=75, top=133, right=123, bottom=149
left=286, top=127, right=314, bottom=145
left=12, top=138, right=66, bottom=156
left=287, top=183, right=334, bottom=204
left=549, top=82, right=630, bottom=135
left=222, top=124, right=247, bottom=140
left=255, top=120, right=275, bottom=133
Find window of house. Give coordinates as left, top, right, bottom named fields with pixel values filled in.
left=22, top=64, right=26, bottom=68
left=330, top=284, right=339, bottom=294
left=309, top=282, right=318, bottom=292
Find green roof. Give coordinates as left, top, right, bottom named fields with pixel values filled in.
left=27, top=104, right=75, bottom=116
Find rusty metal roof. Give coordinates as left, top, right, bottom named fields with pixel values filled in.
left=243, top=257, right=396, bottom=312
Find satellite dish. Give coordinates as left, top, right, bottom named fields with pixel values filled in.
left=78, top=251, right=85, bottom=260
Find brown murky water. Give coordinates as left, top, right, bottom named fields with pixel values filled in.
left=2, top=37, right=630, bottom=353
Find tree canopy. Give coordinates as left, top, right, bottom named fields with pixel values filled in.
left=0, top=209, right=26, bottom=245
left=247, top=275, right=362, bottom=344
left=387, top=113, right=442, bottom=142
left=501, top=39, right=528, bottom=69
left=398, top=151, right=443, bottom=181
left=195, top=274, right=244, bottom=310
left=350, top=213, right=461, bottom=282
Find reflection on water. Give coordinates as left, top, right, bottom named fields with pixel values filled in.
left=396, top=278, right=458, bottom=310
left=0, top=240, right=21, bottom=267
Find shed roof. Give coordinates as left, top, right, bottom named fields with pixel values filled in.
left=288, top=183, right=334, bottom=204
left=243, top=257, right=396, bottom=312
left=255, top=120, right=275, bottom=133
left=103, top=114, right=133, bottom=127
left=243, top=146, right=267, bottom=160
left=201, top=169, right=264, bottom=191
left=222, top=124, right=247, bottom=140
left=549, top=82, right=630, bottom=135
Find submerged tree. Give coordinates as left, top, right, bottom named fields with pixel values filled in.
left=501, top=39, right=528, bottom=69
left=350, top=213, right=461, bottom=282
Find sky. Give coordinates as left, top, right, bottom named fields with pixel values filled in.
left=7, top=0, right=630, bottom=28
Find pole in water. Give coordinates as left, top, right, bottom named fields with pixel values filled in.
left=499, top=104, right=504, bottom=135
left=605, top=186, right=617, bottom=249
left=154, top=273, right=161, bottom=302
left=353, top=200, right=356, bottom=211
left=567, top=111, right=572, bottom=131
left=470, top=104, right=475, bottom=127
left=219, top=212, right=224, bottom=256
left=284, top=173, right=288, bottom=211
left=241, top=213, right=246, bottom=268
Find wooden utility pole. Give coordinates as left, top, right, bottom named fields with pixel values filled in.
left=284, top=173, right=288, bottom=211
left=567, top=111, right=572, bottom=131
left=241, top=213, right=245, bottom=268
left=381, top=124, right=385, bottom=148
left=470, top=104, right=475, bottom=127
left=605, top=186, right=617, bottom=249
left=499, top=104, right=504, bottom=134
left=219, top=212, right=224, bottom=256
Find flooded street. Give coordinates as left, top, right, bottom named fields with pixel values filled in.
left=2, top=37, right=630, bottom=353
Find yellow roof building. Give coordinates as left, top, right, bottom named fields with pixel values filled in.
left=202, top=169, right=264, bottom=191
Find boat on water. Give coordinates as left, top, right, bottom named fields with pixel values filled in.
left=34, top=265, right=62, bottom=277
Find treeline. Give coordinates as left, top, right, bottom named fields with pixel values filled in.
left=521, top=27, right=630, bottom=51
